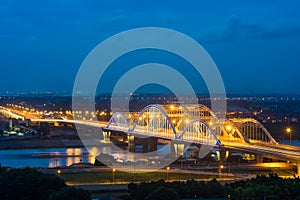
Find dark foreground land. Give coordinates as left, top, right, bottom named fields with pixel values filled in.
left=125, top=174, right=300, bottom=200
left=1, top=167, right=300, bottom=200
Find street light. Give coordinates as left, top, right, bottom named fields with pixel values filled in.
left=226, top=125, right=233, bottom=145
left=112, top=168, right=116, bottom=183
left=170, top=105, right=175, bottom=111
left=219, top=164, right=224, bottom=177
left=286, top=128, right=292, bottom=144
left=57, top=169, right=61, bottom=176
left=226, top=125, right=232, bottom=132
left=166, top=166, right=170, bottom=181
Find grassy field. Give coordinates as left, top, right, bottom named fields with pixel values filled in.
left=60, top=171, right=227, bottom=184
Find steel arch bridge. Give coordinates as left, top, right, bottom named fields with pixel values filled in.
left=106, top=104, right=221, bottom=146
left=4, top=104, right=300, bottom=171
left=230, top=118, right=278, bottom=145
left=220, top=120, right=250, bottom=144
left=175, top=104, right=221, bottom=135
left=105, top=104, right=278, bottom=147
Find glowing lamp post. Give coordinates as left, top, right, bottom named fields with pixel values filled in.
left=166, top=166, right=170, bottom=181
left=219, top=164, right=224, bottom=177
left=57, top=169, right=61, bottom=177
left=226, top=125, right=232, bottom=145
left=286, top=128, right=292, bottom=144
left=112, top=168, right=116, bottom=183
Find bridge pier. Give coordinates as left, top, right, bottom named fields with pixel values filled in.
left=256, top=154, right=264, bottom=164
left=137, top=137, right=158, bottom=153
left=128, top=135, right=135, bottom=152
left=297, top=163, right=300, bottom=176
left=149, top=137, right=158, bottom=152
left=102, top=131, right=111, bottom=142
left=125, top=135, right=158, bottom=153
left=171, top=142, right=185, bottom=158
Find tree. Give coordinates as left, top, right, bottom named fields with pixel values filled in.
left=49, top=187, right=91, bottom=200
left=145, top=186, right=180, bottom=200
left=0, top=168, right=65, bottom=200
left=0, top=167, right=91, bottom=200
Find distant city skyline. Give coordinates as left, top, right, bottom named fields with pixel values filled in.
left=1, top=0, right=300, bottom=94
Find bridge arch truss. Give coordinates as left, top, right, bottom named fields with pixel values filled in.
left=230, top=118, right=277, bottom=145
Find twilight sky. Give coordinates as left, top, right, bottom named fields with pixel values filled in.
left=1, top=0, right=300, bottom=94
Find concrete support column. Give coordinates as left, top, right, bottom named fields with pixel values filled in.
left=128, top=135, right=135, bottom=152
left=106, top=131, right=111, bottom=142
left=149, top=137, right=158, bottom=152
left=256, top=154, right=264, bottom=164
left=142, top=142, right=148, bottom=153
left=139, top=137, right=157, bottom=153
left=170, top=142, right=176, bottom=158
left=171, top=142, right=185, bottom=158
left=217, top=150, right=230, bottom=161
left=102, top=131, right=111, bottom=141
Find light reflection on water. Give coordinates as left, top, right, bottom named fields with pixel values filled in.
left=6, top=141, right=300, bottom=168
left=0, top=143, right=170, bottom=168
left=0, top=148, right=95, bottom=168
left=3, top=140, right=295, bottom=169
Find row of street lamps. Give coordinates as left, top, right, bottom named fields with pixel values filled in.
left=111, top=166, right=171, bottom=183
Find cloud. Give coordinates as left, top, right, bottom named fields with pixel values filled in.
left=198, top=16, right=300, bottom=43
left=251, top=19, right=300, bottom=39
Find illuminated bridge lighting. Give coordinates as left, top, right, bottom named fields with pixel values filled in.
left=3, top=104, right=300, bottom=164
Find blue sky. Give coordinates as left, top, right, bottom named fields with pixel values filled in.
left=1, top=0, right=300, bottom=94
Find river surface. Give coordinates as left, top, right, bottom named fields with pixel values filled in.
left=0, top=148, right=95, bottom=168
left=0, top=144, right=169, bottom=168
left=0, top=147, right=141, bottom=168
left=0, top=141, right=299, bottom=168
left=282, top=141, right=300, bottom=146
